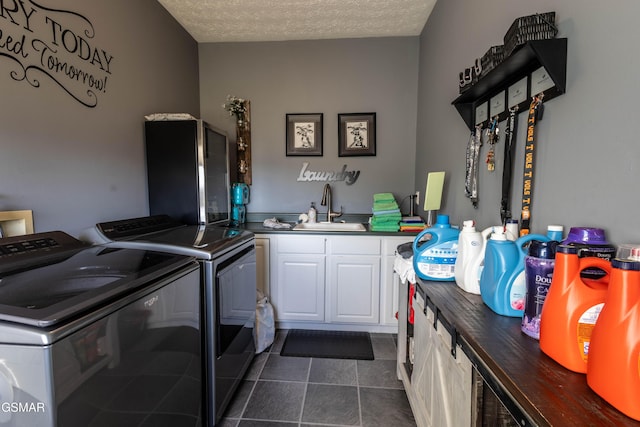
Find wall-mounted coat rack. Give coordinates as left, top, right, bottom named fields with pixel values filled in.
left=452, top=38, right=567, bottom=130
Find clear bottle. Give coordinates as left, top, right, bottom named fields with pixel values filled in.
left=308, top=202, right=317, bottom=223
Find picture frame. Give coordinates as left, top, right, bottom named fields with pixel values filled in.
left=338, top=113, right=376, bottom=156
left=286, top=113, right=323, bottom=156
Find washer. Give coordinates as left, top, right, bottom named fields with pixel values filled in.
left=0, top=230, right=201, bottom=426
left=81, top=215, right=256, bottom=426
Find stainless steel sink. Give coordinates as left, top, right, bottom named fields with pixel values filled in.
left=293, top=222, right=367, bottom=232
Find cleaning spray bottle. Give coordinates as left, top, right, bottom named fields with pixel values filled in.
left=454, top=220, right=482, bottom=293
left=587, top=245, right=640, bottom=420
left=413, top=214, right=460, bottom=281
left=479, top=229, right=549, bottom=317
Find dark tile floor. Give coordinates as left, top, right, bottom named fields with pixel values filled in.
left=219, top=330, right=416, bottom=427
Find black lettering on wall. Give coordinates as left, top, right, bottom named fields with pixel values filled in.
left=0, top=0, right=115, bottom=108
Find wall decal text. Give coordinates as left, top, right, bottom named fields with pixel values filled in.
left=0, top=0, right=114, bottom=107
left=296, top=162, right=360, bottom=185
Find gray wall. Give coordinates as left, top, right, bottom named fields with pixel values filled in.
left=0, top=0, right=199, bottom=237
left=416, top=1, right=640, bottom=244
left=4, top=0, right=638, bottom=246
left=198, top=38, right=419, bottom=217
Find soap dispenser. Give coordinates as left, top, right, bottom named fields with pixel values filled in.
left=308, top=202, right=317, bottom=223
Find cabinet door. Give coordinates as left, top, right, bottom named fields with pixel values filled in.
left=412, top=292, right=473, bottom=427
left=274, top=254, right=325, bottom=322
left=411, top=293, right=434, bottom=427
left=432, top=320, right=472, bottom=427
left=381, top=255, right=400, bottom=326
left=328, top=255, right=380, bottom=324
left=255, top=237, right=270, bottom=297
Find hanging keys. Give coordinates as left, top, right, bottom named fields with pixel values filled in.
left=486, top=117, right=499, bottom=172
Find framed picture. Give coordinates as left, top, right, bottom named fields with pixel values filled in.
left=338, top=113, right=376, bottom=156
left=286, top=113, right=323, bottom=156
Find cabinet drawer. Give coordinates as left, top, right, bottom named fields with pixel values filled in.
left=383, top=237, right=414, bottom=256
left=330, top=236, right=380, bottom=255
left=277, top=236, right=325, bottom=254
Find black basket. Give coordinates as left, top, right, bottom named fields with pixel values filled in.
left=479, top=45, right=505, bottom=78
left=503, top=12, right=558, bottom=57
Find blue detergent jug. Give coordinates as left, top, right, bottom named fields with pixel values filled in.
left=479, top=228, right=549, bottom=316
left=413, top=214, right=460, bottom=281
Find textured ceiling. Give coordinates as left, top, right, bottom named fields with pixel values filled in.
left=157, top=0, right=437, bottom=43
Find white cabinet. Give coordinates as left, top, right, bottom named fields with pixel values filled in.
left=272, top=236, right=326, bottom=322
left=327, top=237, right=380, bottom=324
left=255, top=236, right=270, bottom=297
left=269, top=233, right=408, bottom=331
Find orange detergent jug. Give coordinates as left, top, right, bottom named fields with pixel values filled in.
left=539, top=244, right=611, bottom=373
left=587, top=253, right=640, bottom=420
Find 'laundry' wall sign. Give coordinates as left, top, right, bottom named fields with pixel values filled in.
left=0, top=1, right=114, bottom=107
left=296, top=162, right=360, bottom=185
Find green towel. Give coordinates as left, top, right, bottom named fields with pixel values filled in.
left=371, top=213, right=401, bottom=224
left=371, top=223, right=400, bottom=232
left=373, top=193, right=396, bottom=203
left=372, top=201, right=399, bottom=211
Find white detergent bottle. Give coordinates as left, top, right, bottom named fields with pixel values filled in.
left=455, top=220, right=483, bottom=293
left=463, top=225, right=502, bottom=295
left=505, top=219, right=519, bottom=241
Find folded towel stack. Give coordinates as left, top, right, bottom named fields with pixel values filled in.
left=371, top=193, right=401, bottom=232
left=399, top=215, right=426, bottom=232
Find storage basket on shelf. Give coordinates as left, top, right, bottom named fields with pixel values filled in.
left=479, top=45, right=505, bottom=78
left=503, top=12, right=558, bottom=57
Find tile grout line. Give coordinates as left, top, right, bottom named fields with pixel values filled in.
left=236, top=331, right=282, bottom=424
left=356, top=352, right=363, bottom=427
left=297, top=355, right=312, bottom=425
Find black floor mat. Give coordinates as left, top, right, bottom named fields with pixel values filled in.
left=280, top=329, right=374, bottom=360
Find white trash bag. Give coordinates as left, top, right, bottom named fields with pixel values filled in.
left=254, top=290, right=275, bottom=353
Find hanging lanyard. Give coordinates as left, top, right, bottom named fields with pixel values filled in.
left=500, top=106, right=519, bottom=224
left=465, top=125, right=483, bottom=208
left=520, top=94, right=544, bottom=236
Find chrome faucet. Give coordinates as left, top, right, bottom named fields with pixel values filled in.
left=321, top=183, right=342, bottom=222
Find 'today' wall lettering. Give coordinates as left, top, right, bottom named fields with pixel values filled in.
left=0, top=0, right=115, bottom=107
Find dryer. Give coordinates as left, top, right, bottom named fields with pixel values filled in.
left=81, top=215, right=256, bottom=426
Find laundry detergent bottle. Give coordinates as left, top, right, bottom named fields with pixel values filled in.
left=480, top=229, right=549, bottom=317
left=562, top=227, right=615, bottom=281
left=587, top=249, right=640, bottom=420
left=463, top=226, right=500, bottom=295
left=454, top=220, right=482, bottom=293
left=539, top=245, right=611, bottom=373
left=413, top=214, right=460, bottom=281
